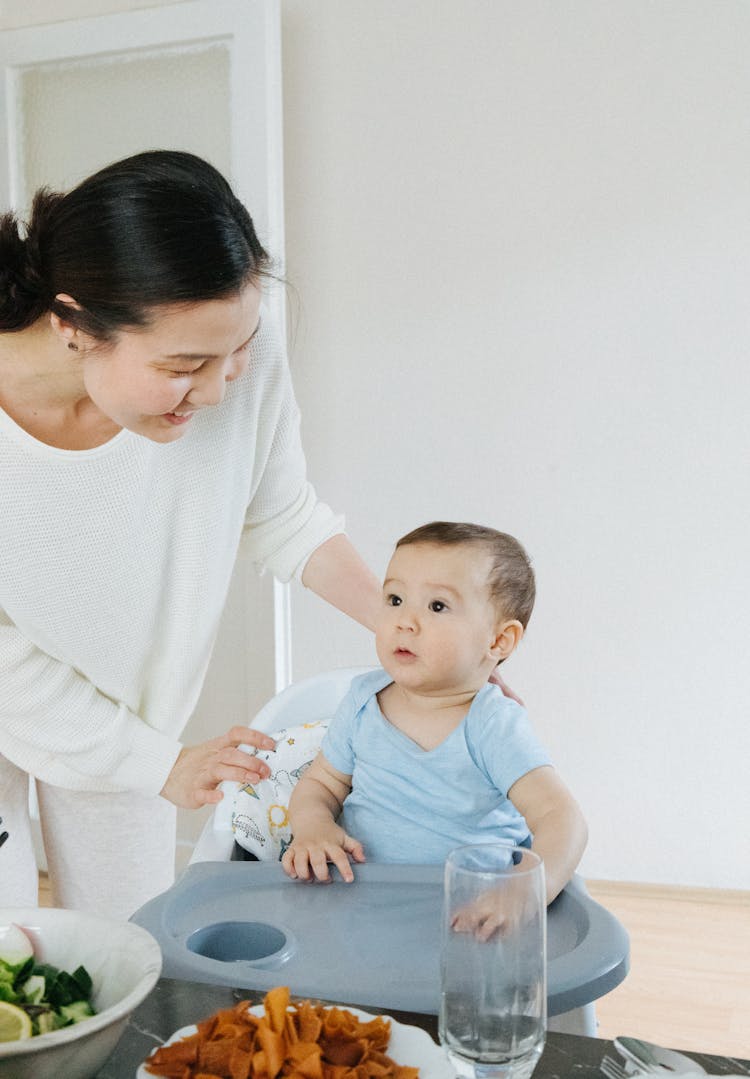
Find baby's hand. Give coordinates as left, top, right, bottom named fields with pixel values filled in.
left=450, top=881, right=537, bottom=941
left=281, top=824, right=365, bottom=884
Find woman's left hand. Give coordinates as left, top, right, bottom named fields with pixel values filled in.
left=160, top=726, right=276, bottom=809
left=489, top=670, right=524, bottom=707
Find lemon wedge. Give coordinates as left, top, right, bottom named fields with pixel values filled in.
left=0, top=1001, right=33, bottom=1042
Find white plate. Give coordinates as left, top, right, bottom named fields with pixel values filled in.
left=137, top=1003, right=453, bottom=1079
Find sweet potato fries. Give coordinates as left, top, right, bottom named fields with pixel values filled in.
left=144, top=986, right=420, bottom=1079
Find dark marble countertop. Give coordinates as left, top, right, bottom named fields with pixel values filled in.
left=96, top=977, right=750, bottom=1079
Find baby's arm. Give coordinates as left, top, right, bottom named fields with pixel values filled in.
left=451, top=766, right=587, bottom=940
left=509, top=765, right=588, bottom=904
left=281, top=752, right=365, bottom=883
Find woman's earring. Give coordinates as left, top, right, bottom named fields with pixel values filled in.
left=67, top=341, right=79, bottom=351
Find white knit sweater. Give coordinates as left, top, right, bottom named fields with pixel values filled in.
left=0, top=309, right=343, bottom=796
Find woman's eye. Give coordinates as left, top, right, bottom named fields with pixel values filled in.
left=164, top=361, right=205, bottom=378
left=387, top=594, right=402, bottom=607
left=429, top=600, right=447, bottom=613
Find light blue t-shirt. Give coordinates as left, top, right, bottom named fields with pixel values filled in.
left=321, top=669, right=551, bottom=864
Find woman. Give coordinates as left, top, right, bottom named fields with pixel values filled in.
left=0, top=151, right=380, bottom=918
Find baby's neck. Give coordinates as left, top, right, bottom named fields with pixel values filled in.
left=377, top=681, right=481, bottom=752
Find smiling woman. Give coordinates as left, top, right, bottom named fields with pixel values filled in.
left=0, top=151, right=269, bottom=451
left=54, top=286, right=263, bottom=445
left=0, top=151, right=381, bottom=919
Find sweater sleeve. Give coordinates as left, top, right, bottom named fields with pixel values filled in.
left=241, top=324, right=344, bottom=583
left=0, top=609, right=182, bottom=795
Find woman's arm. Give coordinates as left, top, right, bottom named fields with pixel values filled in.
left=0, top=612, right=276, bottom=806
left=301, top=533, right=381, bottom=631
left=508, top=765, right=588, bottom=904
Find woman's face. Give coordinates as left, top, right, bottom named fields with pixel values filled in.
left=77, top=282, right=262, bottom=443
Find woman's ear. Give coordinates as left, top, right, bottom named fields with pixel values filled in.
left=489, top=620, right=524, bottom=663
left=49, top=293, right=83, bottom=348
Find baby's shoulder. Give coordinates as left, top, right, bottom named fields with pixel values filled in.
left=340, top=668, right=392, bottom=716
left=466, top=683, right=527, bottom=733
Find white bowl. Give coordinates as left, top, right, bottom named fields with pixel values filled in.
left=0, top=907, right=162, bottom=1079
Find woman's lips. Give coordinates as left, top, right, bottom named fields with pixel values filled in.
left=163, top=411, right=195, bottom=426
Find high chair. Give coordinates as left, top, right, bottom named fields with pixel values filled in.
left=139, top=668, right=629, bottom=1037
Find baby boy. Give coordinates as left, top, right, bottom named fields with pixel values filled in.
left=282, top=521, right=587, bottom=906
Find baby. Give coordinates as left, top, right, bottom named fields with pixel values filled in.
left=282, top=521, right=587, bottom=906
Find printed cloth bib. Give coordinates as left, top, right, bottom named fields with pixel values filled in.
left=231, top=720, right=329, bottom=860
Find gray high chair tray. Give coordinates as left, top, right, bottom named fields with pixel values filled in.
left=131, top=861, right=629, bottom=1018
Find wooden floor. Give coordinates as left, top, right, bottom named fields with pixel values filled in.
left=38, top=874, right=750, bottom=1058
left=587, top=880, right=750, bottom=1058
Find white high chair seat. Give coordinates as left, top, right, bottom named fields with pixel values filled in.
left=191, top=667, right=372, bottom=864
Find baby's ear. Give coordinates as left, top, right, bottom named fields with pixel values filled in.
left=489, top=620, right=524, bottom=663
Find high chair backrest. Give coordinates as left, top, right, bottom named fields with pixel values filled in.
left=206, top=667, right=374, bottom=845
left=247, top=666, right=374, bottom=734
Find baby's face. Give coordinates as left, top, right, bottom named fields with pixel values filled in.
left=375, top=542, right=501, bottom=697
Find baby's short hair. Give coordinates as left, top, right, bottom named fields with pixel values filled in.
left=395, top=521, right=535, bottom=628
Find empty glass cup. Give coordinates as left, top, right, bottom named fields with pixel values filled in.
left=439, top=844, right=547, bottom=1079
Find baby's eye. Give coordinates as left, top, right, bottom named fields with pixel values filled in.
left=386, top=594, right=402, bottom=607
left=429, top=600, right=448, bottom=613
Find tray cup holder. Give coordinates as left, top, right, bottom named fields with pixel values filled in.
left=187, top=920, right=294, bottom=967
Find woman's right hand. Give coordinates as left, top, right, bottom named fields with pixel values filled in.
left=160, top=726, right=276, bottom=809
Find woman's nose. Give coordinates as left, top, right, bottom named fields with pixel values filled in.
left=187, top=372, right=226, bottom=408
left=186, top=360, right=237, bottom=407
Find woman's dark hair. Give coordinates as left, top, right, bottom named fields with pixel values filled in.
left=0, top=150, right=270, bottom=338
left=396, top=521, right=536, bottom=630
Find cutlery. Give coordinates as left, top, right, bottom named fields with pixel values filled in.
left=614, top=1036, right=707, bottom=1075
left=603, top=1050, right=743, bottom=1079
left=616, top=1037, right=663, bottom=1071
left=601, top=1055, right=631, bottom=1079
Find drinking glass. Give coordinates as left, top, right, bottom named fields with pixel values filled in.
left=439, top=844, right=546, bottom=1079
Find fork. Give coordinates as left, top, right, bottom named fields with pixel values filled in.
left=601, top=1055, right=636, bottom=1079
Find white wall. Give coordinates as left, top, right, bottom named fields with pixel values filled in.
left=281, top=1, right=750, bottom=889
left=6, top=0, right=748, bottom=889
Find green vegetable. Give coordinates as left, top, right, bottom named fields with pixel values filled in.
left=0, top=965, right=19, bottom=1003
left=59, top=1001, right=95, bottom=1024
left=20, top=974, right=45, bottom=1004
left=36, top=1010, right=59, bottom=1035
left=0, top=949, right=96, bottom=1036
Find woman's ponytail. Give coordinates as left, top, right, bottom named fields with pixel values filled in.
left=0, top=188, right=63, bottom=331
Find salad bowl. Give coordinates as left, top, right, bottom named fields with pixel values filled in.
left=0, top=906, right=161, bottom=1079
